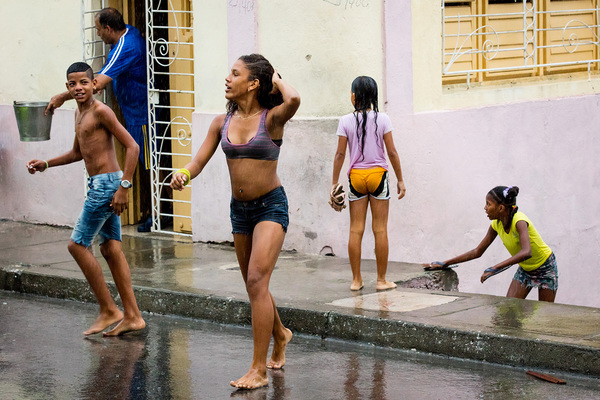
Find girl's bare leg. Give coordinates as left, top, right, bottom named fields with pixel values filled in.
left=538, top=288, right=556, bottom=302
left=67, top=240, right=123, bottom=335
left=369, top=197, right=396, bottom=291
left=267, top=292, right=293, bottom=369
left=348, top=197, right=369, bottom=290
left=506, top=280, right=533, bottom=299
left=234, top=235, right=291, bottom=369
left=230, top=222, right=287, bottom=389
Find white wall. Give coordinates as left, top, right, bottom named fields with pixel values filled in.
left=194, top=0, right=229, bottom=112
left=0, top=0, right=85, bottom=225
left=257, top=0, right=384, bottom=117
left=0, top=106, right=85, bottom=224
left=0, top=0, right=81, bottom=105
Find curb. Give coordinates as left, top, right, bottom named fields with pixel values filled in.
left=2, top=266, right=599, bottom=377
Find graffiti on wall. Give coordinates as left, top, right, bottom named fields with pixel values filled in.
left=229, top=0, right=254, bottom=14
left=323, top=0, right=370, bottom=9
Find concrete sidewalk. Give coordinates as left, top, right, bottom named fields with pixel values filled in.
left=1, top=220, right=599, bottom=377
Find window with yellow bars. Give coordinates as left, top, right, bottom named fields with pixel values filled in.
left=443, top=0, right=600, bottom=85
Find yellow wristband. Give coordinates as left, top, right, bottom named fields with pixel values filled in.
left=177, top=168, right=191, bottom=185
left=42, top=160, right=49, bottom=172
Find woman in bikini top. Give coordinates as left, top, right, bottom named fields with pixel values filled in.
left=170, top=53, right=300, bottom=390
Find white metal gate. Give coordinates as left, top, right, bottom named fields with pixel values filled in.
left=146, top=0, right=195, bottom=236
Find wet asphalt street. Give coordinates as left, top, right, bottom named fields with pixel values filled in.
left=1, top=291, right=600, bottom=400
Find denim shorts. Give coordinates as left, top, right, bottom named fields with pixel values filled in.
left=230, top=186, right=289, bottom=235
left=513, top=253, right=558, bottom=291
left=71, top=171, right=123, bottom=247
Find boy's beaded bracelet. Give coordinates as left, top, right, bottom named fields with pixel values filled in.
left=177, top=168, right=191, bottom=185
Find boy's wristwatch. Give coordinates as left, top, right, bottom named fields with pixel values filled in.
left=120, top=179, right=132, bottom=189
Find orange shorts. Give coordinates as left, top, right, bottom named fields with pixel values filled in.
left=348, top=167, right=390, bottom=201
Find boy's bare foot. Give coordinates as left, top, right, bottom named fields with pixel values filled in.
left=350, top=280, right=364, bottom=291
left=267, top=327, right=292, bottom=369
left=230, top=369, right=268, bottom=389
left=84, top=310, right=124, bottom=336
left=376, top=280, right=397, bottom=291
left=102, top=316, right=146, bottom=337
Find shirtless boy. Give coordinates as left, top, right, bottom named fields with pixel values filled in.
left=27, top=62, right=145, bottom=336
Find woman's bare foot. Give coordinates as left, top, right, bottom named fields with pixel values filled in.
left=84, top=309, right=124, bottom=336
left=350, top=280, right=364, bottom=291
left=103, top=316, right=146, bottom=337
left=230, top=369, right=268, bottom=389
left=376, top=280, right=397, bottom=291
left=267, top=327, right=292, bottom=369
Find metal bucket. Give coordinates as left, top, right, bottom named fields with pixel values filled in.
left=13, top=101, right=52, bottom=142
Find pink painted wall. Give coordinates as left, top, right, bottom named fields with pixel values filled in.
left=387, top=98, right=600, bottom=307
left=383, top=2, right=600, bottom=307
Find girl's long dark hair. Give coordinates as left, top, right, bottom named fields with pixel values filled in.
left=226, top=54, right=283, bottom=115
left=351, top=76, right=379, bottom=162
left=488, top=186, right=520, bottom=227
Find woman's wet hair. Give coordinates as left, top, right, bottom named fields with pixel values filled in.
left=351, top=76, right=380, bottom=162
left=96, top=7, right=126, bottom=31
left=488, top=186, right=520, bottom=224
left=226, top=54, right=283, bottom=114
left=67, top=62, right=94, bottom=80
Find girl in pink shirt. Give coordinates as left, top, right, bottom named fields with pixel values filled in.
left=331, top=76, right=406, bottom=291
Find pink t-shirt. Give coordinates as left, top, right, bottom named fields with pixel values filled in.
left=337, top=111, right=392, bottom=174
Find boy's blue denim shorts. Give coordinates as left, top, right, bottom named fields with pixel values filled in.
left=230, top=186, right=289, bottom=235
left=513, top=253, right=558, bottom=291
left=71, top=171, right=123, bottom=247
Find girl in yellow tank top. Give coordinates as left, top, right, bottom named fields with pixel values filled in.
left=423, top=186, right=558, bottom=302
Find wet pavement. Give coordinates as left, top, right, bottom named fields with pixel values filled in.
left=2, top=291, right=600, bottom=400
left=1, top=220, right=600, bottom=380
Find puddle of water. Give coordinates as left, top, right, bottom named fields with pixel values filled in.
left=329, top=290, right=459, bottom=312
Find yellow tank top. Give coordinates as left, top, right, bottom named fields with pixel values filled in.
left=491, top=211, right=552, bottom=271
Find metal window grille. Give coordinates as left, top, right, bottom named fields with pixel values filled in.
left=442, top=0, right=600, bottom=85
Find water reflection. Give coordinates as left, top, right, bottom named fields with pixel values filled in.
left=344, top=353, right=360, bottom=399
left=492, top=300, right=539, bottom=330
left=351, top=290, right=364, bottom=316
left=376, top=292, right=392, bottom=319
left=344, top=353, right=388, bottom=400
left=230, top=386, right=269, bottom=399
left=79, top=335, right=147, bottom=400
left=371, top=358, right=386, bottom=399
